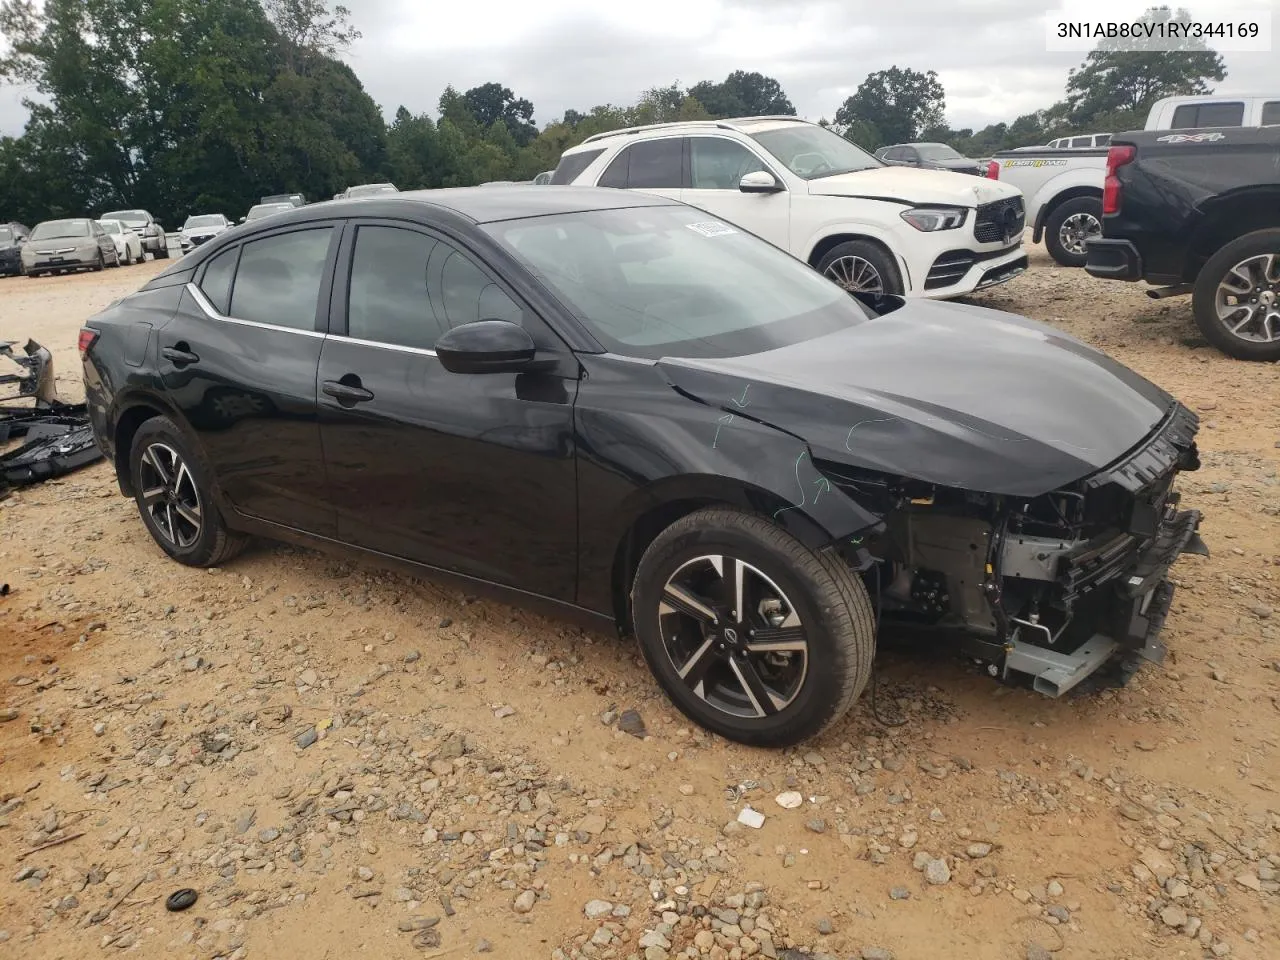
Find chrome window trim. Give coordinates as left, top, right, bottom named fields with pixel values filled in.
left=327, top=334, right=438, bottom=358
left=185, top=282, right=326, bottom=338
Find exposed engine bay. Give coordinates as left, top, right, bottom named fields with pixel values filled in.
left=824, top=404, right=1207, bottom=696
left=1, top=339, right=103, bottom=497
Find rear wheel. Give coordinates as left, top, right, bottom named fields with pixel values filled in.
left=156, top=240, right=170, bottom=260
left=816, top=240, right=903, bottom=296
left=92, top=251, right=105, bottom=272
left=631, top=507, right=875, bottom=746
left=128, top=416, right=248, bottom=567
left=1044, top=196, right=1102, bottom=267
left=1192, top=228, right=1280, bottom=361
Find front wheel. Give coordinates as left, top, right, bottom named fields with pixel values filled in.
left=631, top=507, right=876, bottom=746
left=128, top=416, right=248, bottom=567
left=816, top=240, right=903, bottom=297
left=1192, top=229, right=1280, bottom=361
left=92, top=251, right=105, bottom=272
left=1044, top=196, right=1102, bottom=267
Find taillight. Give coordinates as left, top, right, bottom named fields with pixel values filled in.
left=1102, top=144, right=1136, bottom=215
left=78, top=328, right=99, bottom=356
left=986, top=160, right=999, bottom=180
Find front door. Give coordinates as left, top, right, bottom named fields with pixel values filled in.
left=158, top=224, right=338, bottom=536
left=681, top=136, right=791, bottom=251
left=317, top=220, right=580, bottom=601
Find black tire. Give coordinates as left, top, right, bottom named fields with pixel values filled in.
left=92, top=251, right=105, bottom=272
left=1044, top=195, right=1102, bottom=268
left=631, top=507, right=875, bottom=747
left=128, top=416, right=248, bottom=567
left=1192, top=228, right=1280, bottom=362
left=815, top=240, right=903, bottom=296
left=156, top=242, right=170, bottom=260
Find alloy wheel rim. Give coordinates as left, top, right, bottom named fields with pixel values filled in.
left=658, top=555, right=808, bottom=719
left=139, top=443, right=203, bottom=548
left=1215, top=253, right=1280, bottom=344
left=824, top=255, right=884, bottom=294
left=1059, top=212, right=1101, bottom=255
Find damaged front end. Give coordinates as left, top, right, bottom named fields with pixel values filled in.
left=824, top=404, right=1207, bottom=696
left=1, top=339, right=103, bottom=496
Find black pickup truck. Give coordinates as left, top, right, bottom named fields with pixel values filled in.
left=1085, top=126, right=1280, bottom=361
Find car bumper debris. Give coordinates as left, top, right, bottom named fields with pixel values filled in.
left=1, top=339, right=103, bottom=496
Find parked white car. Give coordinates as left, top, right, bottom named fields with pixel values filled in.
left=986, top=147, right=1107, bottom=267
left=553, top=117, right=1027, bottom=298
left=180, top=213, right=232, bottom=253
left=1144, top=94, right=1280, bottom=130
left=96, top=219, right=144, bottom=265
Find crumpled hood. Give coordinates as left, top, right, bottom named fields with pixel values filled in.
left=658, top=299, right=1174, bottom=497
left=808, top=166, right=1017, bottom=206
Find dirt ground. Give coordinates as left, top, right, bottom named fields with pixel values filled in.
left=1, top=247, right=1277, bottom=960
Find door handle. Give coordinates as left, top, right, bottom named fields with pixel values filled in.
left=162, top=344, right=200, bottom=366
left=322, top=376, right=375, bottom=407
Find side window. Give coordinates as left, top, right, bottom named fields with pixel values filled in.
left=199, top=246, right=239, bottom=316
left=1199, top=102, right=1244, bottom=126
left=904, top=147, right=919, bottom=162
left=689, top=138, right=768, bottom=189
left=1262, top=101, right=1280, bottom=125
left=1095, top=134, right=1111, bottom=146
left=597, top=150, right=629, bottom=188
left=1170, top=105, right=1197, bottom=128
left=1070, top=136, right=1091, bottom=148
left=434, top=243, right=523, bottom=329
left=624, top=139, right=683, bottom=188
left=347, top=225, right=441, bottom=350
left=551, top=148, right=605, bottom=185
left=229, top=228, right=332, bottom=331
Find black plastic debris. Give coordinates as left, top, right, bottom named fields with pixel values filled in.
left=1, top=339, right=103, bottom=495
left=165, top=888, right=198, bottom=912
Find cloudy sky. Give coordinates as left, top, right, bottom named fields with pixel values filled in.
left=1, top=0, right=1276, bottom=136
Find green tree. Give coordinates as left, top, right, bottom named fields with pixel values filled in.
left=1064, top=5, right=1226, bottom=122
left=462, top=82, right=537, bottom=146
left=687, top=71, right=795, bottom=118
left=835, top=67, right=945, bottom=146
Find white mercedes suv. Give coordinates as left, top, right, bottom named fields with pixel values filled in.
left=552, top=117, right=1028, bottom=298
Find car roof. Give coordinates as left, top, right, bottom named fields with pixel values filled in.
left=562, top=116, right=813, bottom=154
left=343, top=186, right=676, bottom=224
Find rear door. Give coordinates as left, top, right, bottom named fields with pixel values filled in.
left=316, top=218, right=580, bottom=600
left=157, top=222, right=339, bottom=536
left=681, top=136, right=790, bottom=251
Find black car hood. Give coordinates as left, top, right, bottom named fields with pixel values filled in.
left=657, top=299, right=1174, bottom=497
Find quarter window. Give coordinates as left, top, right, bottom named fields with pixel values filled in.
left=437, top=245, right=522, bottom=328
left=689, top=138, right=769, bottom=189
left=347, top=226, right=442, bottom=349
left=1262, top=101, right=1280, bottom=125
left=199, top=247, right=239, bottom=316
left=551, top=148, right=605, bottom=184
left=228, top=228, right=333, bottom=331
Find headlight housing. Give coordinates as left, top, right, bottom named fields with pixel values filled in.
left=900, top=207, right=967, bottom=232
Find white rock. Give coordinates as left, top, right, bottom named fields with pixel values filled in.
left=737, top=807, right=765, bottom=829
left=775, top=791, right=803, bottom=810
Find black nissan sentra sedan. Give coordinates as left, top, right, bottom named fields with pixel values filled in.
left=80, top=187, right=1206, bottom=746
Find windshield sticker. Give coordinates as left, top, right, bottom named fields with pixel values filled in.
left=686, top=221, right=737, bottom=238
left=1156, top=132, right=1226, bottom=143
left=1002, top=159, right=1068, bottom=167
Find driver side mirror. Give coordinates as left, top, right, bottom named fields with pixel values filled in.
left=739, top=171, right=783, bottom=194
left=436, top=320, right=539, bottom=375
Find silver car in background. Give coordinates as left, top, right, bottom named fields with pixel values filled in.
left=21, top=218, right=119, bottom=276
left=99, top=208, right=168, bottom=259
left=97, top=219, right=144, bottom=265
left=180, top=214, right=233, bottom=253
left=241, top=202, right=296, bottom=224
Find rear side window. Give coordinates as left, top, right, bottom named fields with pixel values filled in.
left=1262, top=101, right=1280, bottom=125
left=200, top=247, right=238, bottom=315
left=435, top=245, right=522, bottom=328
left=1171, top=102, right=1245, bottom=128
left=1095, top=134, right=1111, bottom=146
left=347, top=225, right=441, bottom=349
left=229, top=228, right=333, bottom=331
left=596, top=139, right=683, bottom=189
left=550, top=148, right=605, bottom=185
left=1070, top=136, right=1091, bottom=148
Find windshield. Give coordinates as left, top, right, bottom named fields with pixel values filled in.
left=916, top=144, right=963, bottom=160
left=749, top=124, right=881, bottom=179
left=98, top=221, right=121, bottom=234
left=346, top=183, right=398, bottom=198
left=486, top=205, right=871, bottom=359
left=185, top=215, right=224, bottom=228
left=245, top=204, right=292, bottom=220
left=31, top=219, right=90, bottom=240
left=102, top=210, right=147, bottom=226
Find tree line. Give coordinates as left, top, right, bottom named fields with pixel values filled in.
left=0, top=1, right=1226, bottom=227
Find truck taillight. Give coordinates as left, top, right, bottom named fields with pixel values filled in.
left=78, top=328, right=99, bottom=356
left=986, top=160, right=999, bottom=180
left=1102, top=145, right=1136, bottom=215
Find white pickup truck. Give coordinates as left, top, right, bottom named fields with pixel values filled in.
left=985, top=147, right=1106, bottom=267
